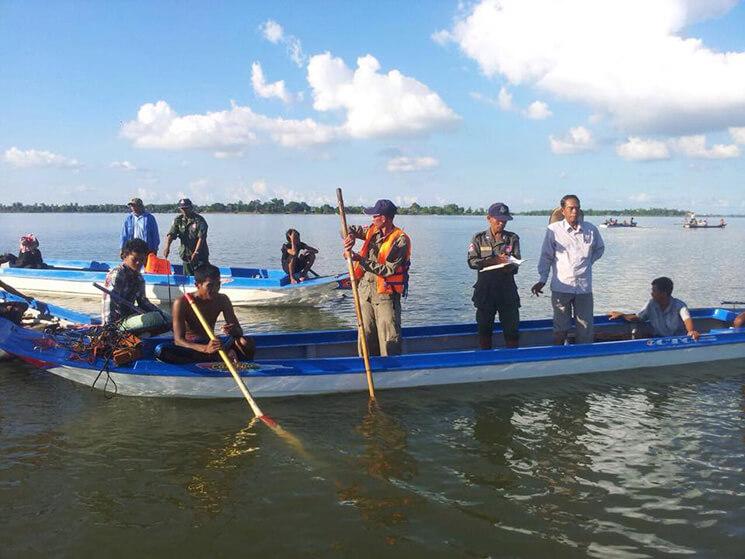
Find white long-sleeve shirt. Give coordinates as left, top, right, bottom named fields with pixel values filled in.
left=537, top=219, right=604, bottom=294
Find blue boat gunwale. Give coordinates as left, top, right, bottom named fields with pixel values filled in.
left=0, top=259, right=346, bottom=289
left=1, top=308, right=743, bottom=380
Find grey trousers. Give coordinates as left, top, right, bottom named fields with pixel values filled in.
left=551, top=291, right=594, bottom=343
left=359, top=291, right=403, bottom=357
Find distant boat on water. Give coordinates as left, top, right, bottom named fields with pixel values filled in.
left=683, top=213, right=726, bottom=229
left=600, top=218, right=637, bottom=228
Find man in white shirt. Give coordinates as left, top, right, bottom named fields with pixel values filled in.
left=607, top=276, right=699, bottom=340
left=531, top=194, right=605, bottom=344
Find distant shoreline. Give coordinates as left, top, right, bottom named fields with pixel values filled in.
left=0, top=202, right=738, bottom=217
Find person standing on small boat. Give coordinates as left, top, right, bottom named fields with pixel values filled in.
left=281, top=229, right=318, bottom=283
left=607, top=277, right=699, bottom=340
left=121, top=197, right=160, bottom=254
left=162, top=198, right=209, bottom=276
left=343, top=199, right=411, bottom=356
left=156, top=264, right=255, bottom=364
left=531, top=194, right=605, bottom=344
left=467, top=203, right=521, bottom=349
left=102, top=239, right=161, bottom=324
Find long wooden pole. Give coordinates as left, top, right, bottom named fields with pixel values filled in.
left=183, top=292, right=276, bottom=426
left=336, top=187, right=376, bottom=400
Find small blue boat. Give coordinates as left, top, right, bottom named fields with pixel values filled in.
left=1, top=305, right=742, bottom=399
left=0, top=259, right=348, bottom=307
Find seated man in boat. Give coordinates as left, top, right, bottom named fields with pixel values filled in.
left=281, top=229, right=318, bottom=283
left=156, top=264, right=255, bottom=364
left=733, top=312, right=745, bottom=328
left=607, top=276, right=699, bottom=340
left=0, top=234, right=46, bottom=269
left=102, top=238, right=163, bottom=328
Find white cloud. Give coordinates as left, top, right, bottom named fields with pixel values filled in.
left=672, top=135, right=739, bottom=159
left=629, top=192, right=653, bottom=203
left=616, top=137, right=670, bottom=161
left=110, top=160, right=138, bottom=171
left=730, top=127, right=745, bottom=144
left=259, top=19, right=305, bottom=67
left=4, top=147, right=81, bottom=169
left=121, top=100, right=337, bottom=151
left=251, top=62, right=293, bottom=103
left=213, top=150, right=245, bottom=159
left=386, top=156, right=439, bottom=172
left=549, top=126, right=595, bottom=154
left=524, top=100, right=552, bottom=120
left=259, top=20, right=283, bottom=44
left=431, top=29, right=453, bottom=46
left=498, top=86, right=513, bottom=111
left=446, top=0, right=745, bottom=135
left=307, top=53, right=460, bottom=139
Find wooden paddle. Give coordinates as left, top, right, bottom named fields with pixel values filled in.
left=183, top=292, right=276, bottom=427
left=336, top=187, right=376, bottom=400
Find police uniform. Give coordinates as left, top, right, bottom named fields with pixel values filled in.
left=467, top=228, right=521, bottom=345
left=167, top=211, right=209, bottom=276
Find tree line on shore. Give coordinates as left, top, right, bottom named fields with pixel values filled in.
left=0, top=200, right=701, bottom=217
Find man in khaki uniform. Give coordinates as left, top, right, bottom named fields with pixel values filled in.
left=343, top=199, right=412, bottom=356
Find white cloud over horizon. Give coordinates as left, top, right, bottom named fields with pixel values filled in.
left=259, top=19, right=305, bottom=67
left=4, top=147, right=81, bottom=169
left=524, top=100, right=552, bottom=120
left=386, top=155, right=439, bottom=172
left=444, top=0, right=745, bottom=135
left=616, top=137, right=671, bottom=161
left=251, top=62, right=294, bottom=103
left=549, top=126, right=595, bottom=154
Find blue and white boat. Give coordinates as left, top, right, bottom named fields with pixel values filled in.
left=0, top=307, right=742, bottom=399
left=0, top=259, right=348, bottom=307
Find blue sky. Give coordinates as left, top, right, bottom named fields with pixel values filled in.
left=2, top=0, right=745, bottom=212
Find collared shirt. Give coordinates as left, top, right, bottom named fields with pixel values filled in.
left=467, top=229, right=521, bottom=274
left=121, top=212, right=160, bottom=252
left=102, top=263, right=160, bottom=324
left=537, top=219, right=604, bottom=294
left=167, top=213, right=209, bottom=262
left=349, top=224, right=411, bottom=300
left=637, top=297, right=691, bottom=337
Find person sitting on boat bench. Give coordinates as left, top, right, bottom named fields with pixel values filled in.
left=155, top=264, right=255, bottom=364
left=0, top=234, right=46, bottom=269
left=281, top=229, right=318, bottom=283
left=607, top=276, right=700, bottom=340
left=103, top=238, right=164, bottom=329
left=732, top=312, right=745, bottom=328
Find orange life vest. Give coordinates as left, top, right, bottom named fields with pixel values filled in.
left=352, top=225, right=411, bottom=295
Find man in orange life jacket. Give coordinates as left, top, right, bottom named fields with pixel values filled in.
left=343, top=199, right=412, bottom=356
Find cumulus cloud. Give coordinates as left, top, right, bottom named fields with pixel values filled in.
left=307, top=53, right=460, bottom=139
left=730, top=127, right=745, bottom=144
left=259, top=19, right=305, bottom=67
left=616, top=137, right=671, bottom=161
left=386, top=156, right=439, bottom=172
left=121, top=100, right=337, bottom=151
left=251, top=62, right=293, bottom=103
left=431, top=29, right=453, bottom=46
left=110, top=160, right=138, bottom=171
left=549, top=126, right=595, bottom=154
left=259, top=20, right=283, bottom=44
left=446, top=0, right=745, bottom=135
left=497, top=86, right=513, bottom=111
left=4, top=147, right=81, bottom=169
left=524, top=100, right=552, bottom=120
left=672, top=135, right=739, bottom=159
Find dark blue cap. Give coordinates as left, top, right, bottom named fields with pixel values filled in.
left=488, top=202, right=513, bottom=221
left=178, top=198, right=193, bottom=208
left=364, top=199, right=397, bottom=217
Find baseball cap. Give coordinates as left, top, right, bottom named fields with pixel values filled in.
left=363, top=199, right=397, bottom=217
left=487, top=202, right=513, bottom=221
left=127, top=197, right=144, bottom=208
left=178, top=198, right=193, bottom=209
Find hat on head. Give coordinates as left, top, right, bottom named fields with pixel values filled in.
left=178, top=198, right=193, bottom=209
left=487, top=202, right=513, bottom=221
left=363, top=199, right=397, bottom=217
left=128, top=197, right=144, bottom=208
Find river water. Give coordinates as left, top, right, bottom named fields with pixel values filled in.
left=1, top=213, right=744, bottom=557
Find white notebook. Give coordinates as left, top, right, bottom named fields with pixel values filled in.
left=480, top=256, right=526, bottom=272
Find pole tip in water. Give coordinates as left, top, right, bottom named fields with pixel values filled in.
left=259, top=415, right=278, bottom=429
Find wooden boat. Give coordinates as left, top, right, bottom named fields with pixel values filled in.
left=600, top=220, right=637, bottom=228
left=683, top=222, right=726, bottom=229
left=0, top=259, right=348, bottom=307
left=1, top=306, right=742, bottom=399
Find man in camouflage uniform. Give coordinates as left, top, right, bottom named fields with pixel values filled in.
left=163, top=198, right=209, bottom=276
left=467, top=202, right=521, bottom=349
left=343, top=199, right=412, bottom=356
